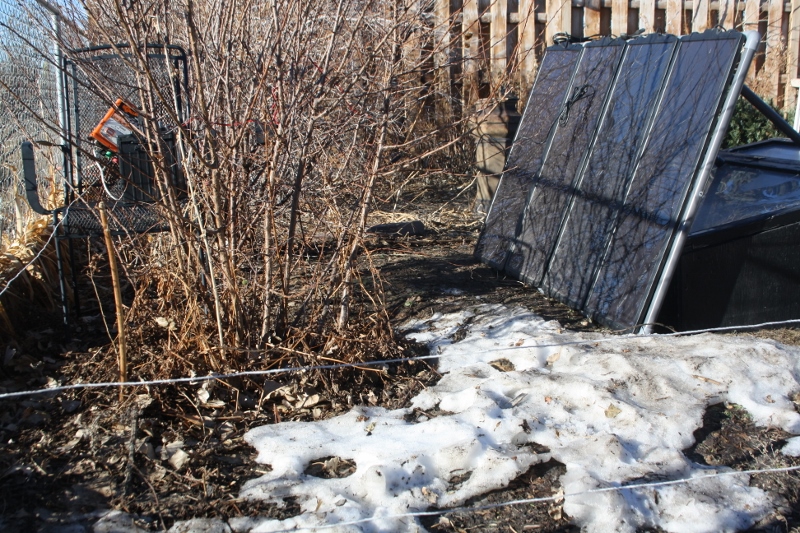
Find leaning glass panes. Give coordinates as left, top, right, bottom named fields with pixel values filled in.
left=474, top=29, right=752, bottom=332
left=506, top=39, right=625, bottom=285
left=584, top=32, right=745, bottom=329
left=543, top=35, right=678, bottom=310
left=474, top=44, right=582, bottom=270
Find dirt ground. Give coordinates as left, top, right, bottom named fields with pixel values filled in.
left=1, top=173, right=799, bottom=532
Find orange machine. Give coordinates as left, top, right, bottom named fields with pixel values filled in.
left=89, top=98, right=139, bottom=152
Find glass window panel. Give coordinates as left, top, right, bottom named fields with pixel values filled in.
left=585, top=33, right=744, bottom=330
left=506, top=40, right=625, bottom=285
left=692, top=161, right=800, bottom=234
left=475, top=46, right=581, bottom=268
left=543, top=37, right=678, bottom=309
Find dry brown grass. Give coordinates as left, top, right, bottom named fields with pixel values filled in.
left=0, top=217, right=62, bottom=339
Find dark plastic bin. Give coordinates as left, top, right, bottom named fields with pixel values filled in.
left=118, top=131, right=184, bottom=203
left=658, top=138, right=800, bottom=330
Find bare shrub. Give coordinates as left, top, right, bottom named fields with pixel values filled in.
left=6, top=0, right=497, bottom=375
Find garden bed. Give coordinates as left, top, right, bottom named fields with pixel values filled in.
left=0, top=172, right=798, bottom=532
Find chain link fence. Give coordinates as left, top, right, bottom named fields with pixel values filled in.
left=0, top=0, right=61, bottom=242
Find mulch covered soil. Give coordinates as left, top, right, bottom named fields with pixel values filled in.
left=1, top=173, right=799, bottom=532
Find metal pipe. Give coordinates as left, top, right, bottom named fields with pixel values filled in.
left=740, top=85, right=800, bottom=146
left=34, top=0, right=62, bottom=18
left=54, top=211, right=68, bottom=326
left=49, top=8, right=73, bottom=326
left=52, top=11, right=71, bottom=192
left=21, top=142, right=51, bottom=215
left=641, top=30, right=761, bottom=334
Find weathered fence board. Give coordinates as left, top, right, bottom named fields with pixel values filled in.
left=788, top=0, right=800, bottom=104
left=518, top=0, right=539, bottom=87
left=491, top=0, right=509, bottom=81
left=434, top=0, right=800, bottom=109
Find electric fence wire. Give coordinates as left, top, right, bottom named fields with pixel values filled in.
left=262, top=464, right=800, bottom=532
left=2, top=314, right=800, bottom=400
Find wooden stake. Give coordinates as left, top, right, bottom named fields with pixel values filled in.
left=98, top=202, right=127, bottom=401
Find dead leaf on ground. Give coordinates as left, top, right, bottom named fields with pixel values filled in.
left=305, top=456, right=356, bottom=478
left=295, top=394, right=321, bottom=409
left=692, top=374, right=722, bottom=386
left=421, top=486, right=438, bottom=504
left=489, top=358, right=515, bottom=372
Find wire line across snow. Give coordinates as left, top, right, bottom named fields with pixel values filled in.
left=2, top=316, right=800, bottom=400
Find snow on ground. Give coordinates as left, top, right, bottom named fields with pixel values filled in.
left=203, top=304, right=800, bottom=532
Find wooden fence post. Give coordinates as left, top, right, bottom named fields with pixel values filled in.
left=612, top=0, right=629, bottom=36
left=766, top=0, right=785, bottom=103
left=434, top=0, right=452, bottom=121
left=742, top=0, right=761, bottom=81
left=742, top=0, right=760, bottom=33
left=491, top=0, right=509, bottom=90
left=402, top=1, right=424, bottom=126
left=718, top=0, right=738, bottom=30
left=666, top=0, right=683, bottom=35
left=786, top=0, right=800, bottom=109
left=463, top=0, right=481, bottom=106
left=639, top=0, right=657, bottom=33
left=546, top=0, right=571, bottom=47
left=585, top=0, right=602, bottom=36
left=692, top=0, right=710, bottom=32
left=519, top=0, right=539, bottom=97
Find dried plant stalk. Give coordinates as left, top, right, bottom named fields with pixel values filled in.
left=3, top=0, right=522, bottom=372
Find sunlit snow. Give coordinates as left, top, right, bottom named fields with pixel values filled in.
left=207, top=304, right=800, bottom=532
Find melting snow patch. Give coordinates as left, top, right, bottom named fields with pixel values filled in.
left=782, top=436, right=800, bottom=457
left=199, top=304, right=800, bottom=532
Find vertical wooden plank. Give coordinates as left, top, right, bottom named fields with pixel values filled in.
left=584, top=0, right=602, bottom=37
left=491, top=0, right=509, bottom=87
left=545, top=0, right=559, bottom=46
left=434, top=0, right=451, bottom=71
left=741, top=0, right=760, bottom=31
left=741, top=0, right=761, bottom=81
left=785, top=0, right=800, bottom=108
left=765, top=0, right=784, bottom=102
left=691, top=0, right=710, bottom=32
left=561, top=0, right=572, bottom=37
left=546, top=0, right=571, bottom=46
left=638, top=0, right=657, bottom=32
left=717, top=0, right=737, bottom=29
left=402, top=0, right=424, bottom=125
left=665, top=0, right=683, bottom=35
left=434, top=0, right=452, bottom=118
left=518, top=0, right=538, bottom=95
left=463, top=0, right=481, bottom=105
left=612, top=0, right=629, bottom=36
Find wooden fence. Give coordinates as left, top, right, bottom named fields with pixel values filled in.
left=430, top=0, right=800, bottom=109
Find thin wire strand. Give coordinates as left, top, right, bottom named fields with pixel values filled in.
left=267, top=464, right=800, bottom=532
left=1, top=315, right=799, bottom=400
left=1, top=298, right=798, bottom=530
